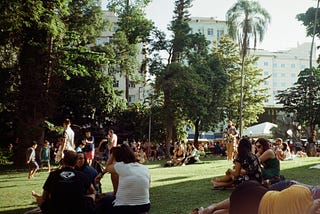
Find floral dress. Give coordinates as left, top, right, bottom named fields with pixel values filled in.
left=234, top=152, right=263, bottom=186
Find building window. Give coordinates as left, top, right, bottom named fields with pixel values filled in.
left=273, top=73, right=278, bottom=77
left=281, top=64, right=285, bottom=68
left=291, top=73, right=296, bottom=78
left=274, top=82, right=278, bottom=86
left=291, top=64, right=295, bottom=68
left=281, top=73, right=285, bottom=77
left=217, top=29, right=224, bottom=40
left=207, top=28, right=214, bottom=35
left=264, top=62, right=269, bottom=66
left=264, top=71, right=269, bottom=76
left=281, top=82, right=286, bottom=87
left=273, top=63, right=277, bottom=68
left=113, top=80, right=119, bottom=87
left=264, top=81, right=269, bottom=86
left=129, top=95, right=135, bottom=103
left=129, top=81, right=135, bottom=88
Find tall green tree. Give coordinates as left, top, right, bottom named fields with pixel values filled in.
left=173, top=33, right=228, bottom=147
left=276, top=68, right=320, bottom=131
left=0, top=0, right=114, bottom=165
left=106, top=0, right=153, bottom=104
left=149, top=0, right=193, bottom=153
left=226, top=0, right=271, bottom=136
left=212, top=36, right=268, bottom=130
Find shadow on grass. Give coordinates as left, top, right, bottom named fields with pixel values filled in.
left=156, top=176, right=190, bottom=182
left=0, top=208, right=33, bottom=214
left=0, top=185, right=17, bottom=189
left=1, top=158, right=320, bottom=214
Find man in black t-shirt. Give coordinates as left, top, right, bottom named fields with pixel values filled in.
left=40, top=150, right=95, bottom=214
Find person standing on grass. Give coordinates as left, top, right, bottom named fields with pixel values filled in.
left=61, top=118, right=75, bottom=153
left=40, top=140, right=51, bottom=172
left=83, top=129, right=95, bottom=166
left=26, top=141, right=39, bottom=179
left=107, top=129, right=117, bottom=160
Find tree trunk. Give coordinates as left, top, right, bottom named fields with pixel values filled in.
left=194, top=119, right=200, bottom=149
left=14, top=42, right=48, bottom=166
left=164, top=89, right=174, bottom=156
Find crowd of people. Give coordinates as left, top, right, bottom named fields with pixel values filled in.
left=27, top=117, right=151, bottom=214
left=24, top=118, right=320, bottom=214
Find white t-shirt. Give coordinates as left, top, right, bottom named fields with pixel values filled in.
left=113, top=162, right=150, bottom=206
left=63, top=126, right=75, bottom=151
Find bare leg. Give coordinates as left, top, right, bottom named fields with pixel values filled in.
left=32, top=191, right=43, bottom=206
left=212, top=180, right=234, bottom=188
left=308, top=198, right=320, bottom=214
left=211, top=174, right=232, bottom=183
left=201, top=198, right=230, bottom=214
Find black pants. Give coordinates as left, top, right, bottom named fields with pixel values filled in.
left=112, top=203, right=150, bottom=214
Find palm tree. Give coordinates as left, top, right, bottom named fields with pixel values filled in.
left=226, top=0, right=271, bottom=136
left=310, top=0, right=320, bottom=68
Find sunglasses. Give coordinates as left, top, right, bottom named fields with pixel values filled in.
left=256, top=144, right=262, bottom=148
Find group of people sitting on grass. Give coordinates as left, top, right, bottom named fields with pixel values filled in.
left=165, top=142, right=201, bottom=167
left=28, top=144, right=150, bottom=214
left=191, top=137, right=320, bottom=214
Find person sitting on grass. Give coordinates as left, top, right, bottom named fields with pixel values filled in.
left=181, top=143, right=200, bottom=165
left=165, top=142, right=185, bottom=167
left=95, top=144, right=151, bottom=214
left=255, top=138, right=281, bottom=186
left=211, top=138, right=262, bottom=189
left=31, top=150, right=95, bottom=214
left=190, top=180, right=320, bottom=214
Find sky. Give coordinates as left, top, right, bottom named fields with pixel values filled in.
left=144, top=0, right=318, bottom=51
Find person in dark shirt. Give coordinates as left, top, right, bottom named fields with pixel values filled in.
left=33, top=150, right=95, bottom=214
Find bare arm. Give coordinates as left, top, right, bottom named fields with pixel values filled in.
left=258, top=149, right=275, bottom=163
left=228, top=162, right=241, bottom=177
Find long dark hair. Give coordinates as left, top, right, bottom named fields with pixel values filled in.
left=111, top=144, right=137, bottom=163
left=237, top=138, right=252, bottom=159
left=256, top=138, right=270, bottom=153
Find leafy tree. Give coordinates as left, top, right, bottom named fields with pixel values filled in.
left=212, top=36, right=269, bottom=130
left=172, top=33, right=228, bottom=147
left=106, top=0, right=153, bottom=104
left=296, top=2, right=320, bottom=67
left=276, top=68, right=320, bottom=131
left=0, top=0, right=118, bottom=165
left=226, top=0, right=271, bottom=135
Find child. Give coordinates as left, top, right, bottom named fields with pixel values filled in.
left=26, top=141, right=39, bottom=179
left=40, top=140, right=51, bottom=172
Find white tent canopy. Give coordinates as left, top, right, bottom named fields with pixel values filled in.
left=243, top=122, right=277, bottom=138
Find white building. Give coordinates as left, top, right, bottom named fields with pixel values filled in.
left=252, top=43, right=316, bottom=107
left=188, top=17, right=228, bottom=45
left=187, top=17, right=317, bottom=108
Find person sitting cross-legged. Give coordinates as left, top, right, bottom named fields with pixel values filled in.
left=211, top=138, right=262, bottom=189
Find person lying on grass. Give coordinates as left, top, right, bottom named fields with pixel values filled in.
left=191, top=180, right=320, bottom=214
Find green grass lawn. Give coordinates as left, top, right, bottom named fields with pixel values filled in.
left=0, top=156, right=320, bottom=214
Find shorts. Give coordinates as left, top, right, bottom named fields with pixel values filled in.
left=85, top=151, right=95, bottom=160
left=28, top=161, right=39, bottom=170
